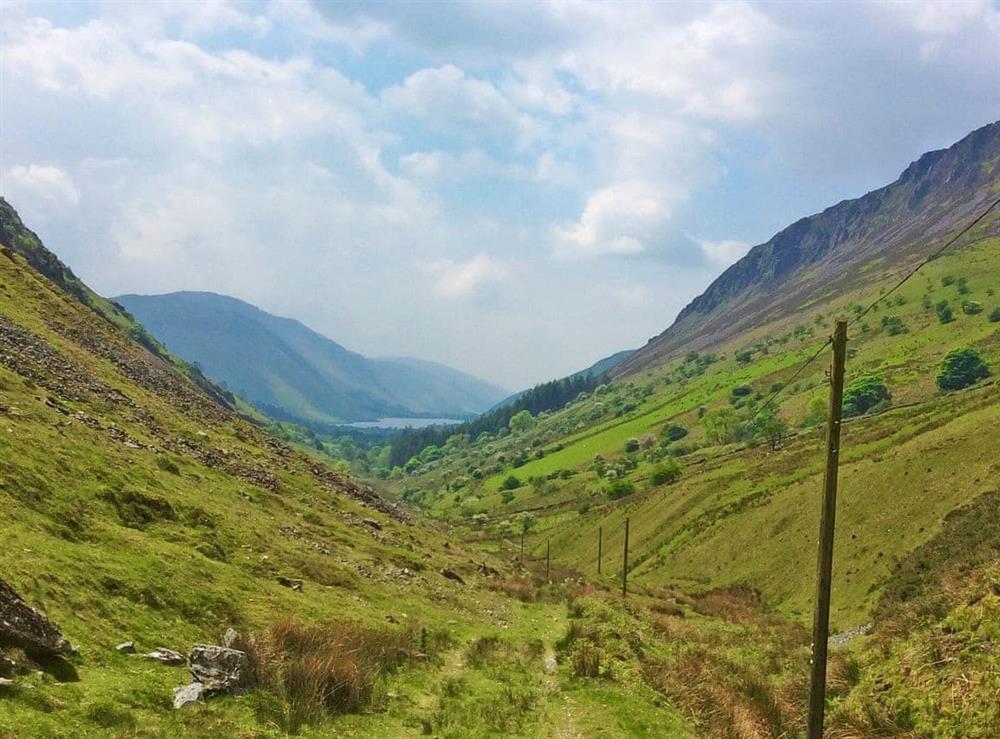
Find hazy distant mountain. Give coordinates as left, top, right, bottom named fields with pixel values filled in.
left=115, top=292, right=508, bottom=425
left=616, top=120, right=1000, bottom=376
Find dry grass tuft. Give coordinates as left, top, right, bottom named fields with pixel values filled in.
left=244, top=617, right=417, bottom=733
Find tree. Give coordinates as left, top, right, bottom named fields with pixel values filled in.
left=649, top=459, right=682, bottom=486
left=752, top=411, right=789, bottom=450
left=623, top=437, right=640, bottom=453
left=508, top=409, right=535, bottom=434
left=936, top=300, right=954, bottom=324
left=936, top=348, right=989, bottom=391
left=701, top=406, right=742, bottom=445
left=501, top=475, right=522, bottom=491
left=801, top=396, right=827, bottom=427
left=842, top=375, right=891, bottom=417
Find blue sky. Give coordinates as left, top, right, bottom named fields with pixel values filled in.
left=2, top=0, right=999, bottom=389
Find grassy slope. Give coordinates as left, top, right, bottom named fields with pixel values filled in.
left=390, top=234, right=1000, bottom=631
left=0, top=227, right=697, bottom=736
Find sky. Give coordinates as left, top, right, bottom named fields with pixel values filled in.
left=1, top=1, right=999, bottom=390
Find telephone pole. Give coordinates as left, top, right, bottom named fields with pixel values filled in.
left=807, top=319, right=848, bottom=739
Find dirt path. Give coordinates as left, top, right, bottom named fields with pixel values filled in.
left=540, top=642, right=586, bottom=739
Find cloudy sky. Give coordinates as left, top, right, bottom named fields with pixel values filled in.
left=2, top=1, right=998, bottom=389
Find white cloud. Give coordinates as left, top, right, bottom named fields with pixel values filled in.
left=4, top=164, right=80, bottom=207
left=382, top=65, right=539, bottom=145
left=430, top=255, right=509, bottom=300
left=553, top=182, right=667, bottom=258
left=696, top=238, right=751, bottom=268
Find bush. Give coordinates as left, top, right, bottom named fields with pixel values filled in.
left=936, top=348, right=989, bottom=391
left=649, top=460, right=682, bottom=486
left=936, top=300, right=954, bottom=324
left=879, top=315, right=908, bottom=335
left=606, top=479, right=635, bottom=500
left=961, top=301, right=983, bottom=315
left=501, top=475, right=521, bottom=491
left=801, top=396, right=827, bottom=427
left=990, top=307, right=1000, bottom=323
left=623, top=437, right=640, bottom=453
left=661, top=424, right=689, bottom=443
left=842, top=375, right=891, bottom=417
left=731, top=385, right=753, bottom=397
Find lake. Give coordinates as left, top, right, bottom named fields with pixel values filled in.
left=346, top=417, right=465, bottom=430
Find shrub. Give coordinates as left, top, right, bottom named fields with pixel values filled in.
left=606, top=479, right=635, bottom=500
left=941, top=275, right=955, bottom=287
left=501, top=490, right=515, bottom=504
left=879, top=315, right=908, bottom=335
left=731, top=385, right=753, bottom=397
left=801, top=396, right=827, bottom=427
left=935, top=300, right=954, bottom=324
left=842, top=375, right=891, bottom=417
left=936, top=348, right=989, bottom=391
left=961, top=301, right=983, bottom=315
left=623, top=437, right=640, bottom=453
left=501, top=475, right=521, bottom=491
left=578, top=500, right=591, bottom=515
left=661, top=424, right=688, bottom=443
left=573, top=645, right=601, bottom=678
left=155, top=455, right=180, bottom=475
left=649, top=459, right=682, bottom=486
left=990, top=307, right=1000, bottom=322
left=956, top=277, right=970, bottom=295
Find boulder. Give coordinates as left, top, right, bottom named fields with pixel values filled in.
left=361, top=518, right=382, bottom=531
left=0, top=579, right=72, bottom=656
left=189, top=644, right=247, bottom=694
left=172, top=681, right=205, bottom=709
left=143, top=647, right=186, bottom=665
left=115, top=641, right=136, bottom=653
left=440, top=568, right=465, bottom=585
left=276, top=576, right=303, bottom=592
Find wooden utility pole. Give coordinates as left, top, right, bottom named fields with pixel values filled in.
left=598, top=526, right=603, bottom=575
left=546, top=540, right=551, bottom=582
left=622, top=517, right=630, bottom=598
left=807, top=319, right=848, bottom=739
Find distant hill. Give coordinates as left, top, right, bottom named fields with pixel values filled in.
left=490, top=348, right=634, bottom=412
left=115, top=292, right=508, bottom=425
left=616, top=119, right=1000, bottom=376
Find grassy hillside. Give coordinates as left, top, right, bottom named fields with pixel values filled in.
left=0, top=202, right=709, bottom=737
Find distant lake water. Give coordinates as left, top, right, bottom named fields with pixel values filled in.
left=346, top=417, right=464, bottom=430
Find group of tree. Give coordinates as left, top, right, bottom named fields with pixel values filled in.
left=387, top=370, right=609, bottom=470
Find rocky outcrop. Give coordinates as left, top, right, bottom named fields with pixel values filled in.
left=143, top=647, right=186, bottom=665
left=171, top=640, right=249, bottom=709
left=0, top=579, right=72, bottom=656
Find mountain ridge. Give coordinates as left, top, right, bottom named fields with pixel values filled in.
left=115, top=291, right=508, bottom=424
left=616, top=119, right=1000, bottom=376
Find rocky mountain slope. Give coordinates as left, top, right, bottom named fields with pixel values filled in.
left=616, top=119, right=1000, bottom=376
left=115, top=291, right=508, bottom=425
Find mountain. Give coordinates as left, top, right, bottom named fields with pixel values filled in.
left=489, top=348, right=635, bottom=412
left=114, top=291, right=508, bottom=425
left=615, top=120, right=1000, bottom=376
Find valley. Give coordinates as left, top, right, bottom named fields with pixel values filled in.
left=1, top=119, right=999, bottom=738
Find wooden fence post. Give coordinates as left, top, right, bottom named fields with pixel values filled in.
left=598, top=526, right=603, bottom=575
left=546, top=540, right=551, bottom=582
left=807, top=319, right=848, bottom=739
left=622, top=517, right=630, bottom=598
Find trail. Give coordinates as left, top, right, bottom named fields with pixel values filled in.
left=540, top=641, right=585, bottom=739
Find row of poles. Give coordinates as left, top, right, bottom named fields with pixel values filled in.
left=503, top=320, right=848, bottom=738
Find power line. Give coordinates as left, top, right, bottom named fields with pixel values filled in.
left=742, top=192, right=1000, bottom=431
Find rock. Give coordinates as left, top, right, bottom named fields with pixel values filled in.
left=440, top=568, right=465, bottom=585
left=115, top=641, right=136, bottom=654
left=221, top=628, right=240, bottom=649
left=0, top=677, right=14, bottom=687
left=361, top=518, right=382, bottom=531
left=172, top=681, right=205, bottom=709
left=143, top=648, right=186, bottom=665
left=0, top=648, right=16, bottom=677
left=276, top=576, right=303, bottom=592
left=188, top=644, right=247, bottom=694
left=0, top=579, right=72, bottom=656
